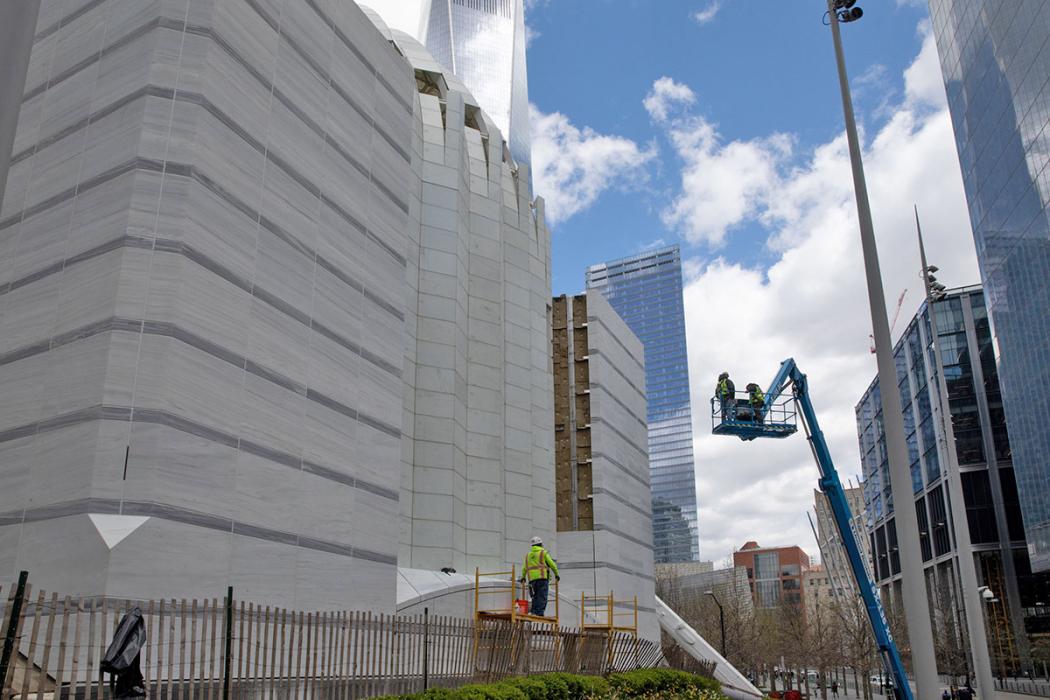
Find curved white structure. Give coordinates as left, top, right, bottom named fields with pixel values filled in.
left=654, top=596, right=762, bottom=699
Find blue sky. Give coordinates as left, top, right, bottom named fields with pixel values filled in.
left=527, top=0, right=934, bottom=295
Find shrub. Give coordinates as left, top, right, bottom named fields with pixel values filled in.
left=380, top=668, right=722, bottom=700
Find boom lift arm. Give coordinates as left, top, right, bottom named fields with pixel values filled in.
left=715, top=358, right=913, bottom=700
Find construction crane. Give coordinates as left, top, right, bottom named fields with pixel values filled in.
left=711, top=359, right=913, bottom=700
left=870, top=289, right=907, bottom=353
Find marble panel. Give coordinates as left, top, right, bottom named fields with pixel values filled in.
left=182, top=180, right=261, bottom=286
left=274, top=1, right=332, bottom=89
left=105, top=517, right=233, bottom=601
left=239, top=370, right=307, bottom=458
left=124, top=421, right=239, bottom=517
left=232, top=446, right=302, bottom=535
left=354, top=419, right=398, bottom=491
left=22, top=421, right=105, bottom=508
left=0, top=269, right=60, bottom=355
left=192, top=107, right=268, bottom=214
left=301, top=400, right=360, bottom=480
left=304, top=329, right=361, bottom=414
left=38, top=330, right=113, bottom=419
left=138, top=334, right=247, bottom=436
left=264, top=101, right=325, bottom=210
left=292, top=548, right=394, bottom=612
left=227, top=536, right=298, bottom=605
left=295, top=469, right=357, bottom=545
left=0, top=434, right=34, bottom=514
left=13, top=515, right=111, bottom=597
left=248, top=296, right=309, bottom=386
left=66, top=170, right=136, bottom=253
left=211, top=0, right=280, bottom=100
left=258, top=151, right=321, bottom=256
left=169, top=256, right=252, bottom=358
left=253, top=214, right=316, bottom=316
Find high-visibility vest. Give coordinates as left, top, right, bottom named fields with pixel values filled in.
left=523, top=546, right=558, bottom=581
left=718, top=379, right=731, bottom=398
left=750, top=389, right=765, bottom=406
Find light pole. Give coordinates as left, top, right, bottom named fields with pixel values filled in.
left=825, top=2, right=939, bottom=696
left=916, top=210, right=996, bottom=698
left=705, top=590, right=726, bottom=659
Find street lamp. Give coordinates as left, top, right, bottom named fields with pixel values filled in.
left=917, top=210, right=996, bottom=697
left=824, top=3, right=940, bottom=696
left=705, top=590, right=726, bottom=659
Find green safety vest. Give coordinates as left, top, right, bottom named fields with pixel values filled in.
left=750, top=390, right=765, bottom=406
left=718, top=379, right=731, bottom=398
left=523, top=546, right=559, bottom=581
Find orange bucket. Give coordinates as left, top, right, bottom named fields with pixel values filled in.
left=515, top=599, right=529, bottom=615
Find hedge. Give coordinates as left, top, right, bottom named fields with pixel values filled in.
left=376, top=668, right=724, bottom=700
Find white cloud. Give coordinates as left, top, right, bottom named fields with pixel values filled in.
left=644, top=77, right=696, bottom=123
left=692, top=1, right=721, bottom=25
left=674, top=27, right=980, bottom=564
left=530, top=105, right=656, bottom=226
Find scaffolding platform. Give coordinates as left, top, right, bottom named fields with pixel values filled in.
left=473, top=566, right=560, bottom=625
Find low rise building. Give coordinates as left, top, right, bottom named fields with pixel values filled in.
left=733, top=541, right=811, bottom=610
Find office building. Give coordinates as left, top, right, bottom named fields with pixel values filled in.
left=811, top=486, right=874, bottom=600
left=421, top=0, right=531, bottom=169
left=551, top=291, right=657, bottom=640
left=0, top=0, right=552, bottom=611
left=733, top=541, right=811, bottom=610
left=929, top=0, right=1050, bottom=574
left=586, top=246, right=699, bottom=563
left=856, top=286, right=1050, bottom=673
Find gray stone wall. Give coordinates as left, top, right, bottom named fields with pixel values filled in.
left=387, top=27, right=555, bottom=576
left=555, top=291, right=657, bottom=641
left=0, top=0, right=415, bottom=610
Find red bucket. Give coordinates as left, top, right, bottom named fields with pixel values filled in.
left=515, top=599, right=529, bottom=615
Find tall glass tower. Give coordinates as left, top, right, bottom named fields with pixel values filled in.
left=929, top=1, right=1050, bottom=573
left=586, top=245, right=700, bottom=562
left=422, top=0, right=531, bottom=169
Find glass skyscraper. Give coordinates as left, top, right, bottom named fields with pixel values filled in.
left=586, top=245, right=700, bottom=562
left=422, top=0, right=531, bottom=169
left=930, top=1, right=1050, bottom=572
left=856, top=286, right=1050, bottom=673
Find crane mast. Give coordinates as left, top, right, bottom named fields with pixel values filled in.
left=713, top=358, right=913, bottom=700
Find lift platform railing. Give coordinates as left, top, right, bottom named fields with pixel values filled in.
left=710, top=390, right=797, bottom=440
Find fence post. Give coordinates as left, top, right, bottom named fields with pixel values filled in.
left=422, top=607, right=429, bottom=691
left=222, top=586, right=233, bottom=700
left=0, top=570, right=29, bottom=694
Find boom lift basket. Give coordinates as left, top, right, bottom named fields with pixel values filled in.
left=711, top=390, right=798, bottom=440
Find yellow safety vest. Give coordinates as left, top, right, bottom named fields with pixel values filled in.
left=750, top=390, right=764, bottom=406
left=523, top=546, right=559, bottom=581
left=718, top=379, right=730, bottom=398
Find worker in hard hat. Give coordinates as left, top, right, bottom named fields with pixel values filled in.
left=716, top=372, right=736, bottom=420
left=520, top=536, right=559, bottom=616
left=747, top=383, right=765, bottom=424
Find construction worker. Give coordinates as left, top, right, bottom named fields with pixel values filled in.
left=520, top=536, right=559, bottom=616
left=716, top=372, right=736, bottom=420
left=747, top=383, right=765, bottom=424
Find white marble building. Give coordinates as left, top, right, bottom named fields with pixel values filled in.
left=0, top=0, right=553, bottom=612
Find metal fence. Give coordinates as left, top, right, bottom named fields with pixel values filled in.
left=1, top=575, right=672, bottom=700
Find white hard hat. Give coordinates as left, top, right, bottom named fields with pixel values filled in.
left=530, top=536, right=542, bottom=546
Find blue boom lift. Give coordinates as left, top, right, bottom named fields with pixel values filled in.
left=712, top=358, right=913, bottom=700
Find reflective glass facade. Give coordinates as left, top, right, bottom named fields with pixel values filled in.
left=424, top=0, right=531, bottom=168
left=856, top=288, right=1050, bottom=668
left=586, top=246, right=700, bottom=562
left=930, top=0, right=1050, bottom=573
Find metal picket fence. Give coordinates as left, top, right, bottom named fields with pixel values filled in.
left=0, top=574, right=669, bottom=700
